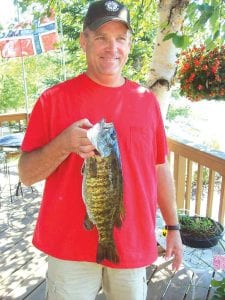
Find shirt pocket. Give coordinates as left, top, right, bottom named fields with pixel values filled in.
left=129, top=126, right=153, bottom=155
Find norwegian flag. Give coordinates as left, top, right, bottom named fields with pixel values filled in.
left=0, top=11, right=58, bottom=58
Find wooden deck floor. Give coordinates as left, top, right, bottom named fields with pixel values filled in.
left=0, top=162, right=219, bottom=300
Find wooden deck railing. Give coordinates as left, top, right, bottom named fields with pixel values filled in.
left=168, top=136, right=225, bottom=225
left=0, top=112, right=29, bottom=133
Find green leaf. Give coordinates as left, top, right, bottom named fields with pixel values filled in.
left=163, top=33, right=190, bottom=49
left=213, top=30, right=220, bottom=40
left=204, top=37, right=217, bottom=50
left=163, top=33, right=177, bottom=42
left=193, top=4, right=215, bottom=32
left=211, top=278, right=225, bottom=288
left=196, top=3, right=214, bottom=13
left=186, top=2, right=198, bottom=19
left=211, top=279, right=223, bottom=287
left=209, top=5, right=220, bottom=28
left=173, top=35, right=190, bottom=49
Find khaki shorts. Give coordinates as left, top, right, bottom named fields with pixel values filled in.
left=46, top=256, right=147, bottom=300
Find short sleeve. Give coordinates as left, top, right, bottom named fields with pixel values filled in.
left=21, top=94, right=49, bottom=152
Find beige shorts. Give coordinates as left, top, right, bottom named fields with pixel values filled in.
left=46, top=256, right=147, bottom=300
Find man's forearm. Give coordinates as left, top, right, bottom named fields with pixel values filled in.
left=18, top=135, right=69, bottom=186
left=156, top=161, right=179, bottom=225
left=18, top=118, right=96, bottom=186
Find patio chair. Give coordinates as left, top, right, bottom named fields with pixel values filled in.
left=0, top=147, right=23, bottom=202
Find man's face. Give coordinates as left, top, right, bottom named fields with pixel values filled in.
left=80, top=21, right=131, bottom=85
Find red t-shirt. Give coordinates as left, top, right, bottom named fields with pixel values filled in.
left=21, top=73, right=168, bottom=268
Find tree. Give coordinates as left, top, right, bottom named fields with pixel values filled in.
left=0, top=52, right=64, bottom=112
left=0, top=74, right=24, bottom=112
left=148, top=0, right=190, bottom=119
left=1, top=0, right=224, bottom=113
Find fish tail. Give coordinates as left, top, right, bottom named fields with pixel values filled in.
left=96, top=242, right=119, bottom=264
left=114, top=215, right=122, bottom=227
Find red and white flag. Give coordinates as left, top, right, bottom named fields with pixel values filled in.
left=0, top=11, right=58, bottom=58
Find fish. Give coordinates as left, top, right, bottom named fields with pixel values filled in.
left=82, top=119, right=124, bottom=264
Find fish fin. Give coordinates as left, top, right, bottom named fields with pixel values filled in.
left=114, top=215, right=122, bottom=228
left=114, top=193, right=125, bottom=228
left=120, top=203, right=125, bottom=220
left=81, top=162, right=85, bottom=175
left=84, top=214, right=95, bottom=230
left=96, top=242, right=119, bottom=264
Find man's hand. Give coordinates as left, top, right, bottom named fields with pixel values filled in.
left=165, top=230, right=183, bottom=271
left=156, top=162, right=183, bottom=271
left=62, top=118, right=96, bottom=159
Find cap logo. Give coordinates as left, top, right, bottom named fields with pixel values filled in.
left=105, top=1, right=120, bottom=12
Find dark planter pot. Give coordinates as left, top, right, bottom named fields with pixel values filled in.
left=179, top=216, right=224, bottom=249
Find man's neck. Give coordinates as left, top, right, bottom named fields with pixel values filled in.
left=85, top=72, right=125, bottom=87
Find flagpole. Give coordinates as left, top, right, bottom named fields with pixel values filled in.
left=21, top=56, right=29, bottom=117
left=58, top=0, right=66, bottom=81
left=16, top=0, right=29, bottom=119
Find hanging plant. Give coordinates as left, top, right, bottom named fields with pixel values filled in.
left=176, top=45, right=225, bottom=102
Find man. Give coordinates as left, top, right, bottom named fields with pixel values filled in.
left=18, top=1, right=183, bottom=299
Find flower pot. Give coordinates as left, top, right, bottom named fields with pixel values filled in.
left=179, top=215, right=224, bottom=249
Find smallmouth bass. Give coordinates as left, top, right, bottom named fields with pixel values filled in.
left=82, top=119, right=124, bottom=264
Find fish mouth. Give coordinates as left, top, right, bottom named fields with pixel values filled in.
left=94, top=149, right=100, bottom=155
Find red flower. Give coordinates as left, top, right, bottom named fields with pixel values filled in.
left=194, top=60, right=200, bottom=66
left=211, top=66, right=217, bottom=74
left=197, top=84, right=203, bottom=90
left=188, top=73, right=195, bottom=82
left=181, top=63, right=190, bottom=72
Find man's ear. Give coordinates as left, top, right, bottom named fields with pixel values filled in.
left=80, top=32, right=86, bottom=52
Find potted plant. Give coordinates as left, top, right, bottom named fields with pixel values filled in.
left=178, top=211, right=224, bottom=248
left=176, top=45, right=225, bottom=102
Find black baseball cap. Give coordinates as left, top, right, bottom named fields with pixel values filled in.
left=83, top=0, right=133, bottom=32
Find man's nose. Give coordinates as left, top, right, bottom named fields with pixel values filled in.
left=106, top=39, right=117, bottom=50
